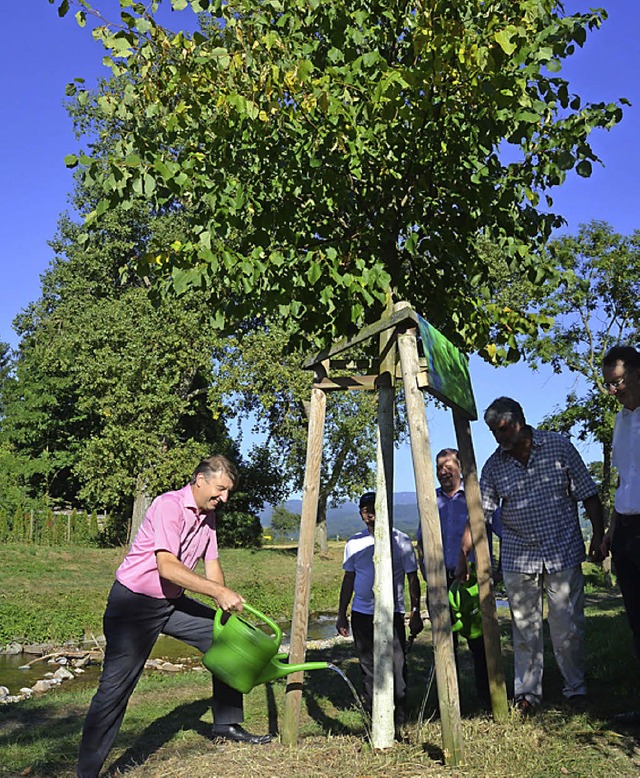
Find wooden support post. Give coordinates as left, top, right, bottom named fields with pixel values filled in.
left=371, top=322, right=397, bottom=748
left=282, top=385, right=327, bottom=745
left=397, top=327, right=464, bottom=766
left=452, top=411, right=509, bottom=721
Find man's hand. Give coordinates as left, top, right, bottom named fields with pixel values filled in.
left=336, top=614, right=350, bottom=637
left=409, top=609, right=424, bottom=637
left=601, top=528, right=613, bottom=559
left=213, top=585, right=245, bottom=612
left=589, top=530, right=605, bottom=564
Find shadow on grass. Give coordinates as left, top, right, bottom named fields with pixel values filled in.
left=105, top=697, right=211, bottom=776
left=0, top=696, right=86, bottom=776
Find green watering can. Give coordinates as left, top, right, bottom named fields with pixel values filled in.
left=448, top=565, right=484, bottom=641
left=202, top=603, right=329, bottom=694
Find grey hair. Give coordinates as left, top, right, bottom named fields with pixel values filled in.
left=190, top=455, right=239, bottom=487
left=484, top=397, right=526, bottom=427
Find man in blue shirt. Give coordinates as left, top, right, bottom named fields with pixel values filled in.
left=417, top=448, right=490, bottom=705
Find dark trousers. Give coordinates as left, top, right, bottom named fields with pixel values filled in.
left=351, top=610, right=407, bottom=726
left=452, top=632, right=490, bottom=703
left=77, top=581, right=243, bottom=778
left=612, top=517, right=640, bottom=661
left=435, top=572, right=490, bottom=704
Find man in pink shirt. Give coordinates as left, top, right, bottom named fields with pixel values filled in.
left=78, top=455, right=271, bottom=778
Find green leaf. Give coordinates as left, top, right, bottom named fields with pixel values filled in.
left=307, top=262, right=322, bottom=285
left=64, top=154, right=79, bottom=168
left=576, top=160, right=593, bottom=178
left=494, top=28, right=518, bottom=56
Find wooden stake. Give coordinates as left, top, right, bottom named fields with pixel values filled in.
left=282, top=385, right=326, bottom=745
left=452, top=411, right=509, bottom=721
left=371, top=321, right=397, bottom=748
left=397, top=327, right=464, bottom=766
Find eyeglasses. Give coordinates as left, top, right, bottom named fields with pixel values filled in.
left=604, top=376, right=625, bottom=391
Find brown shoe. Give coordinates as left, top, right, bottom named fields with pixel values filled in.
left=514, top=696, right=537, bottom=715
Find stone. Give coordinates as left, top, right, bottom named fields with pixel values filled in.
left=0, top=686, right=9, bottom=699
left=160, top=662, right=185, bottom=672
left=32, top=680, right=54, bottom=693
left=4, top=643, right=22, bottom=655
left=53, top=667, right=75, bottom=681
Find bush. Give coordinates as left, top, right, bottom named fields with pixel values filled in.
left=216, top=510, right=263, bottom=548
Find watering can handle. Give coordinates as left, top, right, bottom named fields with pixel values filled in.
left=241, top=603, right=283, bottom=644
left=212, top=603, right=283, bottom=644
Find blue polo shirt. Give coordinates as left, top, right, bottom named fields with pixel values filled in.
left=417, top=487, right=473, bottom=574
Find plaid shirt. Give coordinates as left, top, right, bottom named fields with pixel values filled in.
left=480, top=428, right=598, bottom=574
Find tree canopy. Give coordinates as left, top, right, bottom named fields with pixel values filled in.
left=519, top=220, right=640, bottom=513
left=0, top=203, right=282, bottom=544
left=55, top=0, right=625, bottom=359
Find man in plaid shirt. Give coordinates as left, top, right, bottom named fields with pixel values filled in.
left=460, top=397, right=604, bottom=713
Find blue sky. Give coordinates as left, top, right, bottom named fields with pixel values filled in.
left=1, top=2, right=638, bottom=492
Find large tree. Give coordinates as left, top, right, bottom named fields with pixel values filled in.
left=520, top=220, right=640, bottom=515
left=56, top=0, right=625, bottom=360
left=0, top=206, right=282, bottom=543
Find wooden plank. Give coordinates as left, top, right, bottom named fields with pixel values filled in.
left=313, top=375, right=378, bottom=391
left=281, top=386, right=326, bottom=744
left=302, top=303, right=418, bottom=369
left=452, top=411, right=509, bottom=722
left=397, top=326, right=464, bottom=766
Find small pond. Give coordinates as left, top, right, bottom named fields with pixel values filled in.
left=0, top=614, right=339, bottom=696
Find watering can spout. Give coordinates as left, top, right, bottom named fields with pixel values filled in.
left=256, top=654, right=330, bottom=685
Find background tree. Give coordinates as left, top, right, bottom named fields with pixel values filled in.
left=0, top=206, right=283, bottom=544
left=210, top=325, right=384, bottom=550
left=58, top=0, right=625, bottom=362
left=270, top=504, right=300, bottom=542
left=520, top=221, right=640, bottom=516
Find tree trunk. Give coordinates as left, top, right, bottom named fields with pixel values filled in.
left=601, top=440, right=613, bottom=586
left=130, top=473, right=152, bottom=545
left=314, top=493, right=328, bottom=553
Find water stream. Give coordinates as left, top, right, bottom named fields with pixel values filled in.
left=326, top=663, right=372, bottom=744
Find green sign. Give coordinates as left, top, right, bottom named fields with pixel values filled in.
left=416, top=315, right=477, bottom=420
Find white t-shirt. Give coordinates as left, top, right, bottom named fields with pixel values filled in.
left=343, top=528, right=418, bottom=615
left=613, top=406, right=640, bottom=514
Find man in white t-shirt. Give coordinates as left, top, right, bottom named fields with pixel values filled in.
left=336, top=492, right=423, bottom=733
left=602, top=346, right=640, bottom=722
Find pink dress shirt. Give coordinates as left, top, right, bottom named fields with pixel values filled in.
left=116, top=484, right=218, bottom=599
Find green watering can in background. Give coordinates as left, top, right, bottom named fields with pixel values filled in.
left=202, top=603, right=329, bottom=694
left=448, top=565, right=484, bottom=641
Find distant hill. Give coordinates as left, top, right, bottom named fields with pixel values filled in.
left=260, top=492, right=420, bottom=540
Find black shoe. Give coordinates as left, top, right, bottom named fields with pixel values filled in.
left=565, top=694, right=588, bottom=712
left=211, top=724, right=273, bottom=745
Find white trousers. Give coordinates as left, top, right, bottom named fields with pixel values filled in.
left=503, top=566, right=586, bottom=705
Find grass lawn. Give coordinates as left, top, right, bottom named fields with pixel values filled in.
left=2, top=546, right=640, bottom=776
